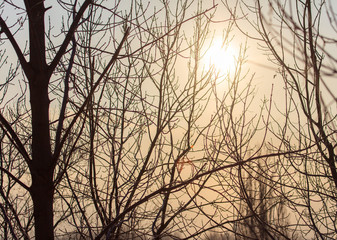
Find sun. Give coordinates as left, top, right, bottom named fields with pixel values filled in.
left=203, top=39, right=237, bottom=76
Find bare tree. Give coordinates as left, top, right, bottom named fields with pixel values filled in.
left=0, top=0, right=273, bottom=239
left=0, top=0, right=222, bottom=239
left=224, top=0, right=337, bottom=239
left=2, top=0, right=318, bottom=239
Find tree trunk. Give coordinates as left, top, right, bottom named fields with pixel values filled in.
left=25, top=1, right=55, bottom=239
left=29, top=72, right=54, bottom=240
left=31, top=174, right=54, bottom=240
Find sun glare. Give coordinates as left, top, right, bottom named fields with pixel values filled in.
left=203, top=39, right=237, bottom=76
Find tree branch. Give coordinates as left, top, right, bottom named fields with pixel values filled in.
left=0, top=166, right=30, bottom=192
left=54, top=36, right=76, bottom=152
left=52, top=27, right=130, bottom=164
left=48, top=0, right=92, bottom=74
left=0, top=17, right=30, bottom=75
left=0, top=113, right=31, bottom=163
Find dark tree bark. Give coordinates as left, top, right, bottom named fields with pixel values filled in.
left=29, top=75, right=54, bottom=240
left=25, top=1, right=54, bottom=239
